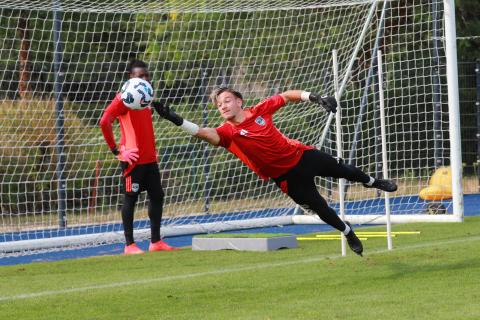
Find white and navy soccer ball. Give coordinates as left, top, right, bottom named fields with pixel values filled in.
left=120, top=77, right=154, bottom=110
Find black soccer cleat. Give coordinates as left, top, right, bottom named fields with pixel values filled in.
left=344, top=221, right=363, bottom=257
left=363, top=178, right=398, bottom=192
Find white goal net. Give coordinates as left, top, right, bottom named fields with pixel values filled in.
left=0, top=0, right=462, bottom=255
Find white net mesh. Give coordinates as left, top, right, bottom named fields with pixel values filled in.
left=0, top=0, right=458, bottom=255
left=0, top=1, right=373, bottom=13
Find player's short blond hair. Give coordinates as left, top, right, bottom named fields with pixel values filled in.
left=210, top=87, right=243, bottom=105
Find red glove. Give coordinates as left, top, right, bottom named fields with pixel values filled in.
left=116, top=146, right=139, bottom=165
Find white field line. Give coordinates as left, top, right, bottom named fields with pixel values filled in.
left=1, top=235, right=479, bottom=302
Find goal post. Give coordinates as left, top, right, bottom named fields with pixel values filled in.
left=444, top=0, right=464, bottom=222
left=0, top=0, right=463, bottom=256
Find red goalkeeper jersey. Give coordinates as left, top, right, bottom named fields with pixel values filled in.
left=215, top=95, right=313, bottom=180
left=100, top=93, right=157, bottom=172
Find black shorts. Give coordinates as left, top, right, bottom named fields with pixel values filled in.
left=121, top=162, right=162, bottom=195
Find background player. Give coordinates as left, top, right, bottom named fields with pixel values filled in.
left=100, top=59, right=178, bottom=254
left=154, top=87, right=398, bottom=256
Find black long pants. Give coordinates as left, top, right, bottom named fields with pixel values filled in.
left=121, top=162, right=164, bottom=245
left=273, top=149, right=370, bottom=231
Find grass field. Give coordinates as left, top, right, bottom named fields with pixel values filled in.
left=1, top=217, right=479, bottom=320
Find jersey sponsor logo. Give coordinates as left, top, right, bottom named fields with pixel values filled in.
left=255, top=116, right=266, bottom=126
left=131, top=183, right=140, bottom=193
left=240, top=129, right=249, bottom=136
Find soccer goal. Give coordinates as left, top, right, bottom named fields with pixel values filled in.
left=0, top=0, right=462, bottom=255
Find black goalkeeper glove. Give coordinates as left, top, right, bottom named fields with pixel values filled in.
left=151, top=101, right=184, bottom=126
left=309, top=93, right=337, bottom=113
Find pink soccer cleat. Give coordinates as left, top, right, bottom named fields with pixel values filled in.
left=124, top=243, right=144, bottom=255
left=149, top=240, right=180, bottom=252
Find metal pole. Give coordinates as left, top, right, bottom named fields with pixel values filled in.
left=318, top=1, right=378, bottom=148
left=371, top=40, right=384, bottom=198
left=346, top=0, right=390, bottom=166
left=333, top=50, right=347, bottom=257
left=476, top=60, right=480, bottom=192
left=444, top=0, right=464, bottom=221
left=53, top=1, right=66, bottom=228
left=200, top=69, right=211, bottom=213
left=373, top=61, right=382, bottom=198
left=377, top=50, right=392, bottom=250
left=432, top=0, right=443, bottom=168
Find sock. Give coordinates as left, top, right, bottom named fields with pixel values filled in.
left=365, top=177, right=375, bottom=186
left=343, top=223, right=351, bottom=235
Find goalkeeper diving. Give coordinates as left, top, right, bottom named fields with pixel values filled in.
left=153, top=88, right=398, bottom=256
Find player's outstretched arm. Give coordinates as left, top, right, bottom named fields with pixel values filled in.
left=196, top=128, right=221, bottom=146
left=280, top=90, right=337, bottom=113
left=152, top=101, right=221, bottom=146
left=279, top=90, right=304, bottom=103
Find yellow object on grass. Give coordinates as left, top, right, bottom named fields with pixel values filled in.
left=419, top=166, right=452, bottom=200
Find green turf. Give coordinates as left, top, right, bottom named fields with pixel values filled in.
left=195, top=233, right=293, bottom=238
left=1, top=217, right=480, bottom=320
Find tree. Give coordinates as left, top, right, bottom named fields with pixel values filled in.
left=456, top=0, right=480, bottom=60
